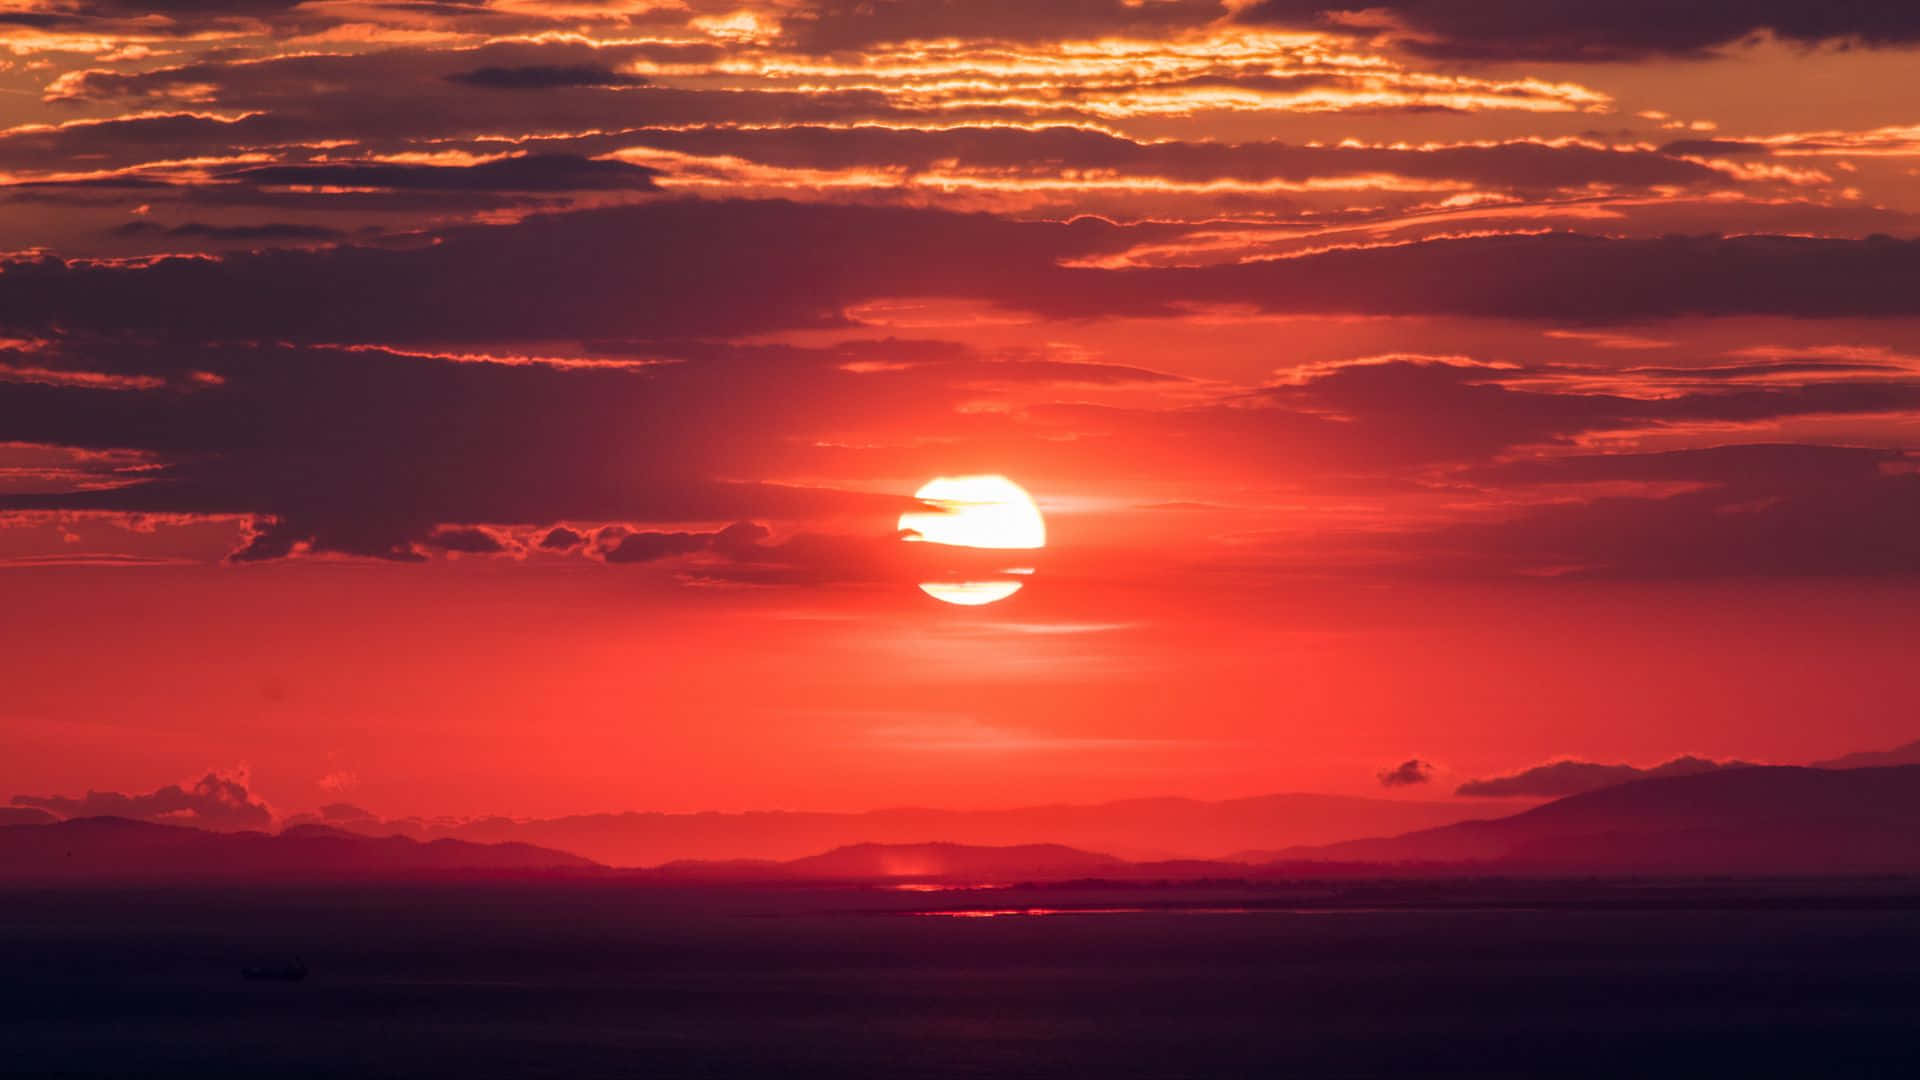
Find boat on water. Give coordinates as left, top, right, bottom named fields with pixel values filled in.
left=241, top=959, right=308, bottom=982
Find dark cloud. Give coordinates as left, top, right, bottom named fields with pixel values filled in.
left=0, top=807, right=58, bottom=826
left=12, top=772, right=274, bottom=831
left=688, top=525, right=1044, bottom=588
left=561, top=516, right=1036, bottom=586
left=220, top=155, right=661, bottom=193
left=1443, top=476, right=1920, bottom=579
left=1456, top=756, right=1751, bottom=798
left=0, top=332, right=1149, bottom=561
left=1383, top=443, right=1920, bottom=579
left=1377, top=759, right=1434, bottom=787
left=3, top=324, right=1915, bottom=576
left=1034, top=233, right=1920, bottom=324
left=602, top=529, right=716, bottom=564
left=1030, top=362, right=1920, bottom=479
left=5, top=0, right=692, bottom=47
left=7, top=204, right=1920, bottom=350
left=2, top=199, right=1918, bottom=577
left=585, top=519, right=1029, bottom=589
left=1660, top=139, right=1771, bottom=157
left=0, top=0, right=304, bottom=31
left=26, top=48, right=908, bottom=164
left=424, top=526, right=511, bottom=554
left=0, top=199, right=1145, bottom=344
left=1237, top=1, right=1920, bottom=61
left=445, top=65, right=650, bottom=90
left=111, top=221, right=347, bottom=242
left=539, top=526, right=586, bottom=551
left=782, top=0, right=1224, bottom=49
left=1466, top=443, right=1912, bottom=490
left=1015, top=381, right=1920, bottom=581
left=42, top=0, right=303, bottom=14
left=712, top=520, right=774, bottom=559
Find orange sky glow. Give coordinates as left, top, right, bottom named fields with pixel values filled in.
left=3, top=1, right=1920, bottom=831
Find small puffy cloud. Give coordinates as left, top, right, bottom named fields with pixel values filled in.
left=317, top=770, right=359, bottom=793
left=1456, top=755, right=1751, bottom=798
left=1377, top=758, right=1435, bottom=788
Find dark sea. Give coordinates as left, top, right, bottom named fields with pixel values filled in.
left=3, top=879, right=1918, bottom=1078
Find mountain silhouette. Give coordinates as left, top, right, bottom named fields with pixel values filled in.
left=303, top=792, right=1479, bottom=866
left=0, top=817, right=597, bottom=880
left=1265, top=765, right=1920, bottom=874
left=1809, top=739, right=1920, bottom=770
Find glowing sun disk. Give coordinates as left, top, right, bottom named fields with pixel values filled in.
left=899, top=475, right=1045, bottom=605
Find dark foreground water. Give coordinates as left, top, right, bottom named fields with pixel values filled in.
left=3, top=879, right=1919, bottom=1078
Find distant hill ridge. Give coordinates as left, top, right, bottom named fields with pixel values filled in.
left=11, top=766, right=1920, bottom=882
left=0, top=817, right=598, bottom=880
left=1265, top=765, right=1920, bottom=873
left=296, top=791, right=1480, bottom=866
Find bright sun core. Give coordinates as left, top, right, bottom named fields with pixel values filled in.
left=898, top=475, right=1045, bottom=605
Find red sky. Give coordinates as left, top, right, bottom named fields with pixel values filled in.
left=3, top=1, right=1919, bottom=824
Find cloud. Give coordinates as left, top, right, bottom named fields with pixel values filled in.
left=780, top=0, right=1225, bottom=50
left=1377, top=759, right=1434, bottom=787
left=316, top=771, right=359, bottom=794
left=445, top=65, right=650, bottom=90
left=219, top=155, right=661, bottom=193
left=5, top=334, right=1918, bottom=575
left=424, top=526, right=512, bottom=555
left=1659, top=139, right=1771, bottom=157
left=601, top=528, right=717, bottom=564
left=12, top=770, right=274, bottom=830
left=539, top=526, right=586, bottom=551
left=1024, top=360, right=1920, bottom=484
left=612, top=124, right=1732, bottom=194
left=1236, top=1, right=1920, bottom=61
left=111, top=221, right=348, bottom=242
left=0, top=199, right=1146, bottom=343
left=0, top=335, right=1056, bottom=560
left=9, top=203, right=1920, bottom=354
left=1427, top=458, right=1920, bottom=579
left=586, top=519, right=1035, bottom=589
left=1033, top=233, right=1920, bottom=324
left=1456, top=755, right=1751, bottom=798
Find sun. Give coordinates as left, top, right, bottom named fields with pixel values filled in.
left=898, top=475, right=1044, bottom=605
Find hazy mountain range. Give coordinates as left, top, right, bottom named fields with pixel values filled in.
left=1260, top=765, right=1920, bottom=874
left=1808, top=738, right=1920, bottom=771
left=0, top=818, right=594, bottom=880
left=11, top=764, right=1920, bottom=882
left=288, top=792, right=1486, bottom=866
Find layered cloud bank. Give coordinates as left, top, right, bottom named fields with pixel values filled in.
left=2, top=0, right=1917, bottom=583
